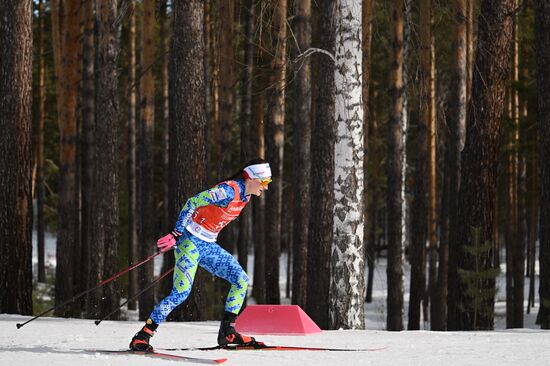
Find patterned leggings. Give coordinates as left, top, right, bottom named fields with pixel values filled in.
left=149, top=230, right=249, bottom=324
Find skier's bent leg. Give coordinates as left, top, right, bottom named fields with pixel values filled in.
left=130, top=237, right=199, bottom=350
left=199, top=245, right=255, bottom=345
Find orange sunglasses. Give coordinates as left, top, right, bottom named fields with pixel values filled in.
left=259, top=178, right=272, bottom=188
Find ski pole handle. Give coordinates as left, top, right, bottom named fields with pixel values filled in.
left=16, top=249, right=168, bottom=329
left=94, top=266, right=174, bottom=325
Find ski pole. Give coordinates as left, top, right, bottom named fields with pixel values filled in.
left=16, top=249, right=168, bottom=329
left=94, top=266, right=174, bottom=325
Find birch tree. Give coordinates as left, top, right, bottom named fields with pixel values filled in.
left=329, top=0, right=365, bottom=330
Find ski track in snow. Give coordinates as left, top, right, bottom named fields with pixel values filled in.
left=2, top=314, right=550, bottom=366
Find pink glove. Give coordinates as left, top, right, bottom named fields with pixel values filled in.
left=157, top=230, right=182, bottom=252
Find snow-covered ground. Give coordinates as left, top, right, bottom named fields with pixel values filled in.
left=1, top=231, right=547, bottom=365
left=2, top=313, right=550, bottom=366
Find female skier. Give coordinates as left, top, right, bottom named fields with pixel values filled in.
left=129, top=159, right=271, bottom=351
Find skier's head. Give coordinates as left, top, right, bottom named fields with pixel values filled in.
left=242, top=159, right=272, bottom=196
left=223, top=158, right=271, bottom=196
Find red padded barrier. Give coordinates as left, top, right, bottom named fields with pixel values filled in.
left=235, top=305, right=322, bottom=335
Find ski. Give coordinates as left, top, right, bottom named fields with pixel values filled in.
left=161, top=342, right=386, bottom=352
left=85, top=349, right=228, bottom=364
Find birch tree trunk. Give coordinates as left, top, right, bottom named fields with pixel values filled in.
left=329, top=0, right=365, bottom=330
left=306, top=0, right=336, bottom=329
left=291, top=0, right=312, bottom=309
left=387, top=0, right=405, bottom=331
left=265, top=0, right=287, bottom=305
left=0, top=0, right=33, bottom=315
left=535, top=0, right=550, bottom=330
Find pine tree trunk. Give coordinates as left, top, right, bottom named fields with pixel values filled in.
left=159, top=0, right=173, bottom=305
left=218, top=0, right=235, bottom=179
left=37, top=0, right=47, bottom=284
left=306, top=0, right=336, bottom=329
left=330, top=0, right=365, bottom=330
left=90, top=0, right=120, bottom=319
left=362, top=0, right=374, bottom=306
left=534, top=0, right=550, bottom=330
left=438, top=0, right=468, bottom=331
left=366, top=100, right=379, bottom=303
left=401, top=0, right=411, bottom=261
left=238, top=0, right=255, bottom=272
left=291, top=0, right=311, bottom=309
left=54, top=0, right=81, bottom=318
left=127, top=0, right=138, bottom=312
left=408, top=0, right=431, bottom=330
left=80, top=0, right=95, bottom=307
left=467, top=0, right=475, bottom=103
left=387, top=0, right=405, bottom=331
left=0, top=0, right=33, bottom=315
left=252, top=93, right=266, bottom=304
left=426, top=1, right=438, bottom=331
left=138, top=0, right=156, bottom=321
left=161, top=0, right=170, bottom=231
left=527, top=158, right=537, bottom=312
left=454, top=0, right=514, bottom=330
left=169, top=0, right=208, bottom=320
left=264, top=0, right=287, bottom=305
left=510, top=3, right=524, bottom=328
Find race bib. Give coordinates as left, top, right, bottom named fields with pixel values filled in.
left=208, top=187, right=228, bottom=202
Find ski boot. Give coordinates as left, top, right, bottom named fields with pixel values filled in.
left=217, top=311, right=256, bottom=346
left=129, top=318, right=158, bottom=351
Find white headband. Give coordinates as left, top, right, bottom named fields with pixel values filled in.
left=244, top=163, right=272, bottom=179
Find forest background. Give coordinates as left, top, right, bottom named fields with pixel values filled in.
left=1, top=0, right=550, bottom=332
